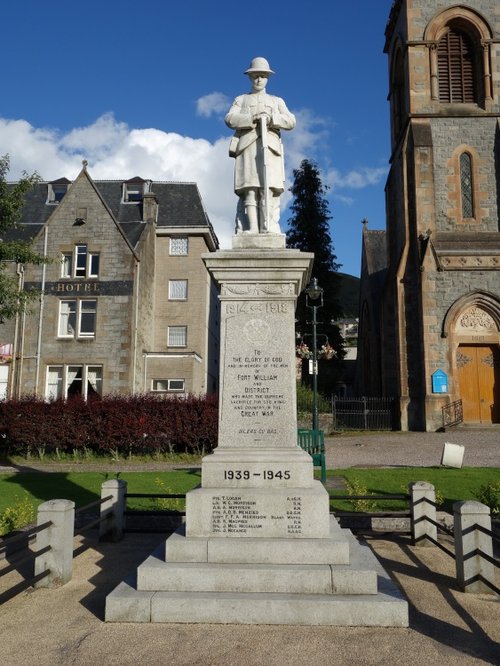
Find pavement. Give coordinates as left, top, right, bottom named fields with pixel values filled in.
left=0, top=428, right=499, bottom=665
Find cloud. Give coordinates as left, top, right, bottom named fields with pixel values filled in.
left=326, top=166, right=387, bottom=190
left=0, top=112, right=386, bottom=248
left=196, top=92, right=231, bottom=118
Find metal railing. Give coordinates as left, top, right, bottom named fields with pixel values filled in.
left=442, top=399, right=463, bottom=429
left=409, top=483, right=499, bottom=596
left=0, top=489, right=118, bottom=602
left=332, top=396, right=396, bottom=431
left=0, top=521, right=53, bottom=603
left=1, top=480, right=497, bottom=600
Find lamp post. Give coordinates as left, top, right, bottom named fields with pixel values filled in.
left=305, top=277, right=324, bottom=431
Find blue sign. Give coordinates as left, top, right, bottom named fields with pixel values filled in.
left=432, top=369, right=448, bottom=394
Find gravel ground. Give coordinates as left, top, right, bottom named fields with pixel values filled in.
left=325, top=427, right=500, bottom=469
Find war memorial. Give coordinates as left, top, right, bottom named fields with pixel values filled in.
left=105, top=58, right=409, bottom=626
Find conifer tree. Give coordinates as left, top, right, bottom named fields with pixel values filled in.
left=286, top=159, right=344, bottom=393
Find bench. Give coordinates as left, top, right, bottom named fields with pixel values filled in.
left=297, top=429, right=326, bottom=483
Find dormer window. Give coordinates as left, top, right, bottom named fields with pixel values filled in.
left=122, top=177, right=149, bottom=203
left=47, top=178, right=71, bottom=204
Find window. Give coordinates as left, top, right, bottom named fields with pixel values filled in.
left=151, top=379, right=185, bottom=393
left=61, top=245, right=100, bottom=278
left=46, top=365, right=102, bottom=400
left=460, top=152, right=474, bottom=218
left=437, top=26, right=479, bottom=103
left=169, top=237, right=188, bottom=255
left=167, top=326, right=187, bottom=347
left=168, top=280, right=188, bottom=300
left=390, top=48, right=405, bottom=140
left=122, top=178, right=148, bottom=202
left=58, top=299, right=97, bottom=338
left=46, top=179, right=70, bottom=204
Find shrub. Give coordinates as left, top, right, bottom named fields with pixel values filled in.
left=296, top=382, right=330, bottom=414
left=346, top=478, right=377, bottom=513
left=474, top=481, right=500, bottom=515
left=0, top=393, right=218, bottom=458
left=0, top=494, right=35, bottom=536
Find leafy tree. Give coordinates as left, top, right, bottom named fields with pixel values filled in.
left=0, top=154, right=47, bottom=323
left=286, top=159, right=344, bottom=393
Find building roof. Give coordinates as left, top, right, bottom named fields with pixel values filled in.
left=362, top=229, right=387, bottom=276
left=9, top=178, right=218, bottom=249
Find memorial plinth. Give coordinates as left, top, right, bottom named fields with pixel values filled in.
left=106, top=235, right=408, bottom=626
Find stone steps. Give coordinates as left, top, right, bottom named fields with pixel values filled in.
left=105, top=520, right=408, bottom=626
left=137, top=558, right=377, bottom=595
left=106, top=582, right=408, bottom=626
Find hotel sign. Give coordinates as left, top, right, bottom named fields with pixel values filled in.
left=25, top=281, right=134, bottom=296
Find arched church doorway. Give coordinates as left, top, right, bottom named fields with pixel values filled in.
left=448, top=299, right=500, bottom=425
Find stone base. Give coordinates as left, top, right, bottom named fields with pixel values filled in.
left=232, top=233, right=286, bottom=250
left=105, top=517, right=409, bottom=626
left=185, top=483, right=330, bottom=538
left=201, top=446, right=314, bottom=488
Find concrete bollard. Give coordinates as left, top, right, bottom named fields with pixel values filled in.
left=410, top=481, right=437, bottom=547
left=100, top=479, right=127, bottom=541
left=34, top=499, right=75, bottom=587
left=453, top=501, right=496, bottom=594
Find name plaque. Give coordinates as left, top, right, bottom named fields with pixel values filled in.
left=211, top=494, right=302, bottom=536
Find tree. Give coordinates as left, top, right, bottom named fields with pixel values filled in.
left=286, top=159, right=344, bottom=393
left=0, top=154, right=47, bottom=323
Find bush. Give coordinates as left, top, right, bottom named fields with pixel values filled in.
left=296, top=382, right=330, bottom=414
left=474, top=481, right=500, bottom=515
left=346, top=478, right=377, bottom=513
left=0, top=393, right=218, bottom=458
left=0, top=494, right=35, bottom=536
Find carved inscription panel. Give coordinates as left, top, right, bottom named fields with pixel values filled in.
left=219, top=299, right=297, bottom=448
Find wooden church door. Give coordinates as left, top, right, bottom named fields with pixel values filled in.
left=457, top=345, right=499, bottom=423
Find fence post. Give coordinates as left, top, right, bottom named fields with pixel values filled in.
left=100, top=479, right=127, bottom=541
left=410, top=481, right=437, bottom=546
left=34, top=499, right=75, bottom=587
left=453, top=500, right=495, bottom=594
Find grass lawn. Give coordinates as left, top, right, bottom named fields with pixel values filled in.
left=1, top=465, right=498, bottom=521
left=0, top=470, right=202, bottom=519
left=327, top=467, right=500, bottom=512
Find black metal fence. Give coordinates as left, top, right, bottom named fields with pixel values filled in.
left=442, top=399, right=463, bottom=429
left=332, top=396, right=396, bottom=431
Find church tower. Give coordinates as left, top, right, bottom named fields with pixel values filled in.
left=360, top=0, right=500, bottom=430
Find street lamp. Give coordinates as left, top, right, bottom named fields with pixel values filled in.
left=305, top=277, right=324, bottom=431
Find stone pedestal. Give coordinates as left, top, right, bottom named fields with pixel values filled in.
left=105, top=236, right=408, bottom=626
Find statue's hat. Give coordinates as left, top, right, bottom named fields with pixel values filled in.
left=244, top=57, right=275, bottom=75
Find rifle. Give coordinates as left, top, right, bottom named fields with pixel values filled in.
left=259, top=115, right=270, bottom=232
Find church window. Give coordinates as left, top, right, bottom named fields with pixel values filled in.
left=460, top=152, right=474, bottom=218
left=437, top=26, right=478, bottom=103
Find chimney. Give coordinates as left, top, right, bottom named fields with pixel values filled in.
left=142, top=191, right=158, bottom=223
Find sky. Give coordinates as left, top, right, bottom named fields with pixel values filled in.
left=1, top=0, right=395, bottom=277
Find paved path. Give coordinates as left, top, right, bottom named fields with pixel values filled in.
left=1, top=530, right=499, bottom=665
left=326, top=427, right=500, bottom=469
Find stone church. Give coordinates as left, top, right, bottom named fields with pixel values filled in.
left=357, top=0, right=500, bottom=430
